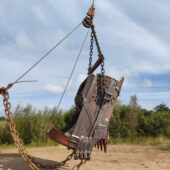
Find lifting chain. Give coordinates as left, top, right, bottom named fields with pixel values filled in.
left=72, top=160, right=87, bottom=170
left=90, top=24, right=105, bottom=103
left=90, top=25, right=105, bottom=76
left=88, top=31, right=94, bottom=72
left=0, top=87, right=75, bottom=170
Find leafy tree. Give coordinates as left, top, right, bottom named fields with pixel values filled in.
left=0, top=96, right=170, bottom=145
left=129, top=95, right=139, bottom=108
left=0, top=116, right=6, bottom=121
left=154, top=104, right=169, bottom=112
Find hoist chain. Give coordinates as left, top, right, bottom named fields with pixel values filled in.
left=0, top=87, right=74, bottom=170
left=88, top=31, right=94, bottom=72
left=89, top=24, right=105, bottom=104
left=91, top=25, right=105, bottom=76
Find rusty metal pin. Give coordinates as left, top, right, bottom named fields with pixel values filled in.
left=100, top=140, right=103, bottom=151
left=104, top=140, right=108, bottom=153
left=97, top=142, right=99, bottom=149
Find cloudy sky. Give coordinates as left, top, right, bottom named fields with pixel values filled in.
left=0, top=0, right=170, bottom=115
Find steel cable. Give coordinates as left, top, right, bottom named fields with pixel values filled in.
left=13, top=22, right=82, bottom=85
left=53, top=28, right=90, bottom=123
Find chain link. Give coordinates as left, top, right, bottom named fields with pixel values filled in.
left=90, top=25, right=105, bottom=76
left=72, top=160, right=87, bottom=170
left=101, top=55, right=105, bottom=76
left=88, top=31, right=94, bottom=72
left=0, top=88, right=74, bottom=170
left=90, top=24, right=105, bottom=104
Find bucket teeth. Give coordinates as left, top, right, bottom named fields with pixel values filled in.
left=104, top=140, right=108, bottom=153
left=97, top=142, right=99, bottom=149
left=100, top=141, right=103, bottom=151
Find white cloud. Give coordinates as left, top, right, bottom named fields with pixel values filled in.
left=48, top=104, right=55, bottom=109
left=64, top=74, right=87, bottom=96
left=144, top=79, right=152, bottom=87
left=14, top=32, right=35, bottom=52
left=44, top=84, right=63, bottom=94
left=44, top=74, right=87, bottom=96
left=137, top=91, right=170, bottom=100
left=0, top=107, right=4, bottom=116
left=108, top=68, right=137, bottom=88
left=78, top=74, right=87, bottom=84
left=97, top=0, right=170, bottom=75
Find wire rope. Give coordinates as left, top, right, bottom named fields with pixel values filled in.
left=12, top=22, right=82, bottom=85
left=52, top=29, right=90, bottom=123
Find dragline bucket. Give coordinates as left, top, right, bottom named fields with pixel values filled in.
left=47, top=74, right=124, bottom=160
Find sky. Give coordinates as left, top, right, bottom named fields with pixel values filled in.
left=0, top=0, right=170, bottom=115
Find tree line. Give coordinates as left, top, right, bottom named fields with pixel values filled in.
left=0, top=95, right=170, bottom=145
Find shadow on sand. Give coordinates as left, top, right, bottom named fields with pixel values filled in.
left=0, top=153, right=69, bottom=170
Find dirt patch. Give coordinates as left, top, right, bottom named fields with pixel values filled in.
left=0, top=145, right=170, bottom=170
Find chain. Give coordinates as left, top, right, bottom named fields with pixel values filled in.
left=31, top=152, right=74, bottom=169
left=101, top=55, right=105, bottom=76
left=90, top=25, right=105, bottom=76
left=88, top=31, right=94, bottom=73
left=90, top=24, right=105, bottom=103
left=72, top=160, right=87, bottom=170
left=0, top=87, right=74, bottom=170
left=91, top=25, right=101, bottom=55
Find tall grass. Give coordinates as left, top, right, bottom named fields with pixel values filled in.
left=109, top=136, right=170, bottom=145
left=0, top=121, right=6, bottom=128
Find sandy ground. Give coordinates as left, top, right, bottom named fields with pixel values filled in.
left=0, top=145, right=170, bottom=170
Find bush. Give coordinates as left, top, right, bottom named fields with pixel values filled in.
left=0, top=96, right=170, bottom=146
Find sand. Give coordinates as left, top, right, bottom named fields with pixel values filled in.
left=0, top=145, right=170, bottom=170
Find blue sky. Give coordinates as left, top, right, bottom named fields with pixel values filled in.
left=0, top=0, right=170, bottom=115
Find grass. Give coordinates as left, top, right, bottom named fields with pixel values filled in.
left=0, top=140, right=59, bottom=149
left=0, top=120, right=6, bottom=128
left=108, top=136, right=170, bottom=146
left=0, top=144, right=14, bottom=149
left=26, top=140, right=59, bottom=148
left=160, top=145, right=170, bottom=151
left=0, top=134, right=169, bottom=151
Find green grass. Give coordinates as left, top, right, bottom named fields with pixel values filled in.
left=0, top=120, right=6, bottom=128
left=0, top=144, right=14, bottom=149
left=159, top=145, right=170, bottom=151
left=26, top=140, right=59, bottom=148
left=0, top=135, right=169, bottom=151
left=109, top=136, right=170, bottom=146
left=0, top=141, right=59, bottom=149
left=108, top=136, right=170, bottom=152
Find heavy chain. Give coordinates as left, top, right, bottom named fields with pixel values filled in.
left=31, top=152, right=74, bottom=169
left=90, top=24, right=105, bottom=103
left=72, top=160, right=87, bottom=170
left=0, top=87, right=74, bottom=170
left=1, top=88, right=39, bottom=170
left=91, top=25, right=105, bottom=76
left=88, top=31, right=94, bottom=72
left=101, top=58, right=105, bottom=76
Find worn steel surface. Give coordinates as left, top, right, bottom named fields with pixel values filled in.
left=47, top=74, right=124, bottom=160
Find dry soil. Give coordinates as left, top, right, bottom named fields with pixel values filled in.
left=0, top=145, right=170, bottom=170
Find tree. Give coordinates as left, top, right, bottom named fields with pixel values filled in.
left=127, top=95, right=140, bottom=137
left=129, top=95, right=139, bottom=108
left=0, top=116, right=6, bottom=121
left=154, top=104, right=169, bottom=112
